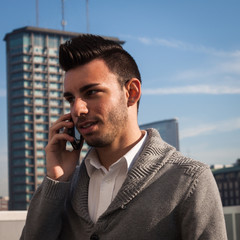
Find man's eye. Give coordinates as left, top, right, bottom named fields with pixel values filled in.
left=87, top=90, right=98, bottom=96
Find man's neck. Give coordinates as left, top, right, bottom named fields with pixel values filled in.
left=95, top=128, right=144, bottom=170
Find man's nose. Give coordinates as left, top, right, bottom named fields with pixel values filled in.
left=71, top=98, right=88, bottom=117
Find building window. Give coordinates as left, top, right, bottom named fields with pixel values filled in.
left=35, top=115, right=48, bottom=122
left=9, top=34, right=23, bottom=48
left=35, top=106, right=48, bottom=114
left=37, top=167, right=46, bottom=174
left=37, top=159, right=45, bottom=165
left=11, top=72, right=24, bottom=80
left=34, top=56, right=46, bottom=63
left=50, top=99, right=62, bottom=106
left=11, top=55, right=23, bottom=63
left=37, top=176, right=44, bottom=185
left=11, top=64, right=23, bottom=72
left=36, top=124, right=48, bottom=131
left=48, top=48, right=58, bottom=55
left=12, top=123, right=33, bottom=131
left=50, top=116, right=59, bottom=123
left=236, top=190, right=239, bottom=197
left=34, top=34, right=45, bottom=46
left=23, top=34, right=31, bottom=46
left=36, top=141, right=47, bottom=148
left=34, top=72, right=47, bottom=80
left=12, top=141, right=33, bottom=149
left=13, top=158, right=33, bottom=166
left=36, top=132, right=48, bottom=139
left=49, top=82, right=62, bottom=90
left=50, top=107, right=62, bottom=115
left=12, top=114, right=33, bottom=123
left=64, top=108, right=70, bottom=114
left=34, top=89, right=47, bottom=97
left=49, top=74, right=61, bottom=81
left=35, top=98, right=47, bottom=105
left=48, top=36, right=59, bottom=48
left=12, top=150, right=33, bottom=157
left=49, top=90, right=62, bottom=98
left=49, top=57, right=58, bottom=64
left=12, top=132, right=33, bottom=140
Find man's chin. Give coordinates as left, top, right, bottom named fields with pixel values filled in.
left=84, top=136, right=112, bottom=148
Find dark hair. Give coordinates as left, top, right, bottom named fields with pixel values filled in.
left=59, top=34, right=142, bottom=88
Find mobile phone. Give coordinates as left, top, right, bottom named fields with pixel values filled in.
left=68, top=119, right=82, bottom=150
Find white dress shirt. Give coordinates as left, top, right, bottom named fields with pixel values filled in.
left=85, top=131, right=147, bottom=223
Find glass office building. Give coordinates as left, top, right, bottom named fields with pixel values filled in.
left=140, top=118, right=180, bottom=151
left=4, top=26, right=123, bottom=210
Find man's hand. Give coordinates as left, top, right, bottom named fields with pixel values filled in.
left=45, top=113, right=84, bottom=181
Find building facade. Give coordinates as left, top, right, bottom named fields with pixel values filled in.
left=0, top=197, right=9, bottom=211
left=4, top=26, right=123, bottom=210
left=211, top=160, right=240, bottom=207
left=140, top=118, right=180, bottom=150
left=223, top=205, right=240, bottom=240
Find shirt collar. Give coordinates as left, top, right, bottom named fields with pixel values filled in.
left=85, top=131, right=147, bottom=177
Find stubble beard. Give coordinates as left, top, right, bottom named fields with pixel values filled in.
left=86, top=100, right=128, bottom=148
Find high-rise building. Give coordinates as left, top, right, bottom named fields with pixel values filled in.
left=140, top=118, right=180, bottom=150
left=4, top=26, right=124, bottom=210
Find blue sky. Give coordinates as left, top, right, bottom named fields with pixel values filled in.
left=1, top=0, right=240, bottom=196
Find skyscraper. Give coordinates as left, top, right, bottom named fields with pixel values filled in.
left=4, top=26, right=124, bottom=210
left=140, top=118, right=180, bottom=150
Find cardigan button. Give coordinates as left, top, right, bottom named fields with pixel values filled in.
left=90, top=233, right=99, bottom=240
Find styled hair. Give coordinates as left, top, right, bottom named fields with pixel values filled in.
left=59, top=34, right=142, bottom=88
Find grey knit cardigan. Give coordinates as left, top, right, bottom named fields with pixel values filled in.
left=20, top=128, right=227, bottom=240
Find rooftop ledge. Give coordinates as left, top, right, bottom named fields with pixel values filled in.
left=0, top=211, right=27, bottom=221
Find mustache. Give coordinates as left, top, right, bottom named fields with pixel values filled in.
left=76, top=115, right=87, bottom=123
left=76, top=115, right=101, bottom=125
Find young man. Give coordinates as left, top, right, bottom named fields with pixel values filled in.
left=20, top=35, right=227, bottom=240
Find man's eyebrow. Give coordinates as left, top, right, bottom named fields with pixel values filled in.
left=79, top=83, right=101, bottom=93
left=63, top=83, right=101, bottom=98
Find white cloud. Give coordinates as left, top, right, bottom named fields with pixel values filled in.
left=171, top=57, right=240, bottom=87
left=180, top=118, right=240, bottom=139
left=136, top=36, right=240, bottom=57
left=142, top=85, right=240, bottom=95
left=138, top=37, right=153, bottom=45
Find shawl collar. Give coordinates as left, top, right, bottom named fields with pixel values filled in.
left=70, top=128, right=175, bottom=223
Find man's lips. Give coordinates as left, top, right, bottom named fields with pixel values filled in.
left=77, top=120, right=98, bottom=134
left=77, top=121, right=97, bottom=128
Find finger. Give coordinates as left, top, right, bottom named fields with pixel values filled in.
left=49, top=119, right=74, bottom=140
left=49, top=132, right=75, bottom=150
left=54, top=113, right=71, bottom=124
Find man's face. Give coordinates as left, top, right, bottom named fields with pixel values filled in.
left=64, top=59, right=128, bottom=148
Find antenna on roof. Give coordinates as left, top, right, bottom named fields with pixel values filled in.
left=61, top=0, right=67, bottom=31
left=86, top=0, right=89, bottom=33
left=36, top=0, right=39, bottom=27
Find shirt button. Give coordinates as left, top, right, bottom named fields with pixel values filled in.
left=90, top=233, right=99, bottom=240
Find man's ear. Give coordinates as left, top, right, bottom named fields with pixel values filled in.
left=125, top=78, right=141, bottom=107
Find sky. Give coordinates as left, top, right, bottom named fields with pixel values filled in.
left=0, top=0, right=240, bottom=196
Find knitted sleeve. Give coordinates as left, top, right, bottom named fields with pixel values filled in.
left=20, top=176, right=70, bottom=240
left=180, top=168, right=227, bottom=240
